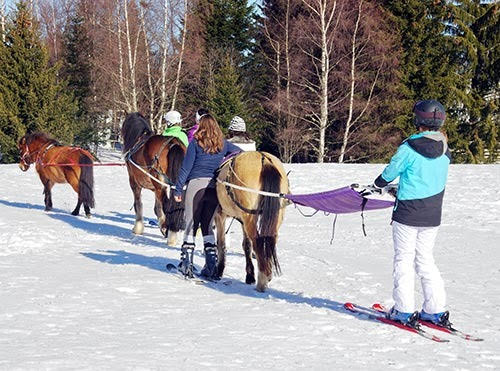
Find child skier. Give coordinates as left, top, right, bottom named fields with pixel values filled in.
left=371, top=100, right=451, bottom=326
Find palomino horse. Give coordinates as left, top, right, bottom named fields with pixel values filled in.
left=121, top=112, right=186, bottom=245
left=214, top=151, right=290, bottom=292
left=18, top=132, right=95, bottom=217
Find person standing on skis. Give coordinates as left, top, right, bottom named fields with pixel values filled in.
left=371, top=100, right=451, bottom=327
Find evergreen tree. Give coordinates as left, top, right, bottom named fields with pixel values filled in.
left=380, top=1, right=458, bottom=133
left=197, top=0, right=255, bottom=55
left=0, top=1, right=77, bottom=163
left=61, top=11, right=99, bottom=150
left=448, top=1, right=499, bottom=163
left=183, top=0, right=256, bottom=138
left=205, top=52, right=249, bottom=130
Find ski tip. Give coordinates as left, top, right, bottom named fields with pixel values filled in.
left=433, top=335, right=450, bottom=343
left=372, top=303, right=386, bottom=312
left=344, top=302, right=355, bottom=311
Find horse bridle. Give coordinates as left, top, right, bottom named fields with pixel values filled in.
left=20, top=141, right=53, bottom=167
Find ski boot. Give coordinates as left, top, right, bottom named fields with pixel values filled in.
left=200, top=242, right=218, bottom=280
left=420, top=311, right=451, bottom=327
left=178, top=242, right=195, bottom=278
left=386, top=307, right=419, bottom=327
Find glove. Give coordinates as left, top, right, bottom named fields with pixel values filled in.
left=360, top=183, right=386, bottom=197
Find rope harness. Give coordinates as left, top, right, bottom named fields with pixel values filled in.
left=124, top=135, right=178, bottom=194
left=218, top=152, right=288, bottom=215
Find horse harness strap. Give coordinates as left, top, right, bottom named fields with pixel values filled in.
left=125, top=135, right=176, bottom=187
left=151, top=137, right=175, bottom=185
left=222, top=152, right=286, bottom=215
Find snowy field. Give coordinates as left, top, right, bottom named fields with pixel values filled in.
left=1, top=152, right=499, bottom=370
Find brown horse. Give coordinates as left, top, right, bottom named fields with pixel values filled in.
left=121, top=112, right=186, bottom=245
left=214, top=151, right=290, bottom=292
left=18, top=132, right=95, bottom=217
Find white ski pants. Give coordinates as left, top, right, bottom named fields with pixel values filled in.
left=392, top=221, right=446, bottom=314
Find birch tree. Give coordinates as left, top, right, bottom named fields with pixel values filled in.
left=298, top=0, right=341, bottom=163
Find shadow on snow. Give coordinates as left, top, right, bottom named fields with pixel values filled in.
left=81, top=249, right=370, bottom=322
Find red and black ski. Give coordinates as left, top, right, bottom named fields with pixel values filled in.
left=371, top=303, right=483, bottom=342
left=343, top=302, right=449, bottom=343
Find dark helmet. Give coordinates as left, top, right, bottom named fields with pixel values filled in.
left=413, top=100, right=446, bottom=129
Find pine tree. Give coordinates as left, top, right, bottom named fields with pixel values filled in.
left=380, top=1, right=458, bottom=132
left=198, top=0, right=255, bottom=55
left=61, top=10, right=99, bottom=150
left=183, top=0, right=256, bottom=136
left=205, top=52, right=249, bottom=130
left=448, top=1, right=499, bottom=163
left=0, top=1, right=77, bottom=162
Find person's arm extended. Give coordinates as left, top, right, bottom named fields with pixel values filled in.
left=374, top=144, right=411, bottom=187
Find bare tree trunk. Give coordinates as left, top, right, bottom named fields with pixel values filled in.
left=139, top=3, right=155, bottom=125
left=338, top=0, right=382, bottom=163
left=51, top=0, right=58, bottom=61
left=338, top=0, right=361, bottom=163
left=123, top=0, right=138, bottom=112
left=116, top=2, right=131, bottom=112
left=157, top=0, right=169, bottom=130
left=171, top=0, right=188, bottom=111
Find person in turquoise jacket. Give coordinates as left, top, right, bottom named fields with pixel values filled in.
left=162, top=110, right=188, bottom=147
left=371, top=100, right=452, bottom=327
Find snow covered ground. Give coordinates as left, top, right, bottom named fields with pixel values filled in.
left=1, top=154, right=499, bottom=370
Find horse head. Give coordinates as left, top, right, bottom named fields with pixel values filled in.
left=18, top=133, right=57, bottom=171
left=18, top=134, right=34, bottom=171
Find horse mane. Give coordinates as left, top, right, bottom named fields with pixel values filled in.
left=24, top=132, right=60, bottom=147
left=121, top=112, right=153, bottom=154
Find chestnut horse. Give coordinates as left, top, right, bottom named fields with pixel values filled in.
left=18, top=132, right=95, bottom=217
left=121, top=113, right=186, bottom=245
left=214, top=151, right=290, bottom=292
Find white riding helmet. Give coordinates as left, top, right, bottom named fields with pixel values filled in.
left=164, top=110, right=182, bottom=125
left=228, top=116, right=246, bottom=132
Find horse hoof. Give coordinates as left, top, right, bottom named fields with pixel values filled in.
left=245, top=274, right=256, bottom=285
left=85, top=213, right=91, bottom=219
left=132, top=222, right=144, bottom=235
left=255, top=283, right=267, bottom=292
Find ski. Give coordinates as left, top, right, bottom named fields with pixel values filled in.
left=343, top=302, right=449, bottom=343
left=165, top=263, right=232, bottom=286
left=372, top=303, right=483, bottom=342
left=166, top=263, right=206, bottom=284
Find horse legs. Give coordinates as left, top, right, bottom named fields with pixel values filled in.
left=130, top=181, right=144, bottom=235
left=214, top=207, right=227, bottom=279
left=242, top=232, right=255, bottom=285
left=42, top=178, right=54, bottom=212
left=241, top=217, right=262, bottom=287
left=154, top=189, right=167, bottom=237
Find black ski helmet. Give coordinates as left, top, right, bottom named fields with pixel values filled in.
left=413, top=100, right=446, bottom=129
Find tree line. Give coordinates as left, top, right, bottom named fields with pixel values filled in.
left=0, top=0, right=498, bottom=164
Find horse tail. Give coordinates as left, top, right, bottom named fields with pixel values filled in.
left=257, top=161, right=282, bottom=274
left=78, top=153, right=95, bottom=208
left=164, top=143, right=185, bottom=232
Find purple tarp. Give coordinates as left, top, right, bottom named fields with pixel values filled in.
left=285, top=186, right=394, bottom=214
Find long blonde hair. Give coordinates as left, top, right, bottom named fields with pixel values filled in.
left=194, top=114, right=224, bottom=154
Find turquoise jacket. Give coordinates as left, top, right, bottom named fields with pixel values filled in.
left=374, top=131, right=451, bottom=227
